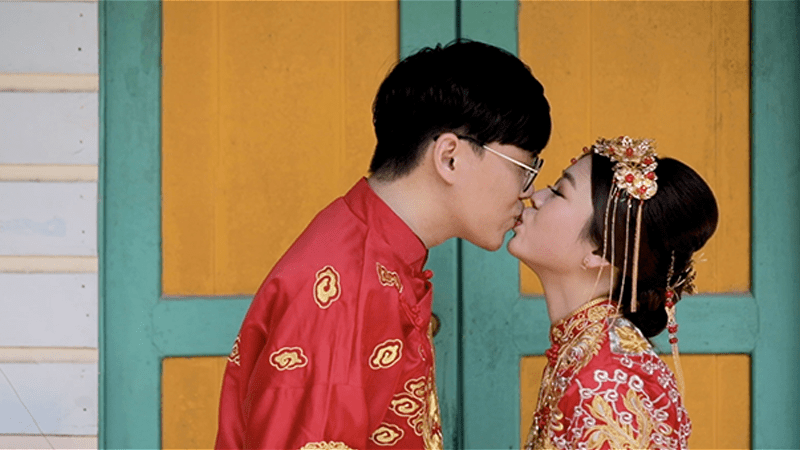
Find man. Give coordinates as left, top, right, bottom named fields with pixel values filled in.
left=216, top=40, right=551, bottom=449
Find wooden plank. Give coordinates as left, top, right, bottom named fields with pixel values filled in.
left=751, top=1, right=800, bottom=447
left=0, top=2, right=98, bottom=74
left=0, top=165, right=98, bottom=182
left=0, top=93, right=98, bottom=165
left=0, top=74, right=99, bottom=92
left=0, top=182, right=97, bottom=256
left=0, top=256, right=97, bottom=273
left=0, top=347, right=98, bottom=364
left=161, top=357, right=228, bottom=450
left=0, top=274, right=97, bottom=348
left=0, top=363, right=97, bottom=435
left=0, top=435, right=97, bottom=449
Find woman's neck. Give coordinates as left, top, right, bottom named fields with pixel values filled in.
left=538, top=269, right=612, bottom=324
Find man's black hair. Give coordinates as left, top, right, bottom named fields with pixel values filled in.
left=370, top=39, right=551, bottom=180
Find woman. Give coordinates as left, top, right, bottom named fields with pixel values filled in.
left=509, top=136, right=718, bottom=450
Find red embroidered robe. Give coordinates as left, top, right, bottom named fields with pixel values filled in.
left=215, top=178, right=442, bottom=450
left=525, top=298, right=691, bottom=450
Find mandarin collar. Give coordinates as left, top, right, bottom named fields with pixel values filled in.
left=343, top=178, right=428, bottom=275
left=549, top=298, right=619, bottom=347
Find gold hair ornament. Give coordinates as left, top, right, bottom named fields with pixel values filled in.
left=574, top=136, right=659, bottom=312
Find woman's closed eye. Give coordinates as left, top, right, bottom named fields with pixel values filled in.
left=548, top=184, right=564, bottom=198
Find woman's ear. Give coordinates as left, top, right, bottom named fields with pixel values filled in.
left=582, top=252, right=611, bottom=270
left=432, top=133, right=460, bottom=184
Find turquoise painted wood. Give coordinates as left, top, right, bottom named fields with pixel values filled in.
left=101, top=1, right=461, bottom=448
left=458, top=1, right=799, bottom=449
left=400, top=2, right=461, bottom=448
left=751, top=1, right=800, bottom=448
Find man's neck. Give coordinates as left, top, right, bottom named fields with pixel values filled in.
left=367, top=174, right=454, bottom=249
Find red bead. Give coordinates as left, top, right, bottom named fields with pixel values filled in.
left=582, top=146, right=590, bottom=153
left=625, top=173, right=635, bottom=183
left=643, top=157, right=653, bottom=165
left=618, top=135, right=625, bottom=140
left=639, top=185, right=648, bottom=194
left=626, top=148, right=634, bottom=156
left=665, top=301, right=674, bottom=309
left=609, top=147, right=615, bottom=155
left=669, top=337, right=679, bottom=344
left=570, top=157, right=577, bottom=165
left=646, top=172, right=655, bottom=180
left=668, top=324, right=678, bottom=333
left=666, top=291, right=674, bottom=299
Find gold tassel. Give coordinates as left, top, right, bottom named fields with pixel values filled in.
left=671, top=341, right=686, bottom=398
left=630, top=201, right=644, bottom=313
left=618, top=197, right=632, bottom=306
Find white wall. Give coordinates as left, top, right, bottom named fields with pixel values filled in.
left=0, top=1, right=98, bottom=448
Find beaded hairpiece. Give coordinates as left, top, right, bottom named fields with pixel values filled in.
left=575, top=136, right=659, bottom=312
left=665, top=252, right=697, bottom=398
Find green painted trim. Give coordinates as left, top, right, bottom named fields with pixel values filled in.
left=400, top=2, right=460, bottom=448
left=511, top=295, right=759, bottom=355
left=751, top=1, right=800, bottom=448
left=460, top=0, right=518, bottom=53
left=152, top=298, right=250, bottom=356
left=97, top=0, right=106, bottom=447
left=101, top=2, right=162, bottom=448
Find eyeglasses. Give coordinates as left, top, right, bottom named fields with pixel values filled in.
left=456, top=135, right=544, bottom=193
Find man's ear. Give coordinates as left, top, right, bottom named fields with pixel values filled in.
left=582, top=252, right=611, bottom=270
left=431, top=133, right=460, bottom=185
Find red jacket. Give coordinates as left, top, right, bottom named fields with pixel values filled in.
left=216, top=178, right=442, bottom=450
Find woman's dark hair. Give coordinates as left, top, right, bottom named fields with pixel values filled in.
left=370, top=39, right=551, bottom=180
left=585, top=153, right=719, bottom=338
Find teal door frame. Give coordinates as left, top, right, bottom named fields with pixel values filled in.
left=458, top=1, right=800, bottom=449
left=99, top=1, right=462, bottom=448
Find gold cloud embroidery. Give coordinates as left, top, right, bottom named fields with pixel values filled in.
left=390, top=392, right=423, bottom=417
left=369, top=339, right=403, bottom=370
left=314, top=266, right=341, bottom=309
left=376, top=262, right=403, bottom=294
left=228, top=334, right=241, bottom=366
left=269, top=347, right=309, bottom=371
left=370, top=423, right=404, bottom=446
left=299, top=442, right=354, bottom=450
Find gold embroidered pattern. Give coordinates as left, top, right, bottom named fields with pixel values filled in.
left=612, top=323, right=650, bottom=354
left=314, top=265, right=341, bottom=309
left=390, top=392, right=423, bottom=417
left=269, top=346, right=308, bottom=371
left=525, top=298, right=689, bottom=450
left=376, top=262, right=403, bottom=294
left=299, top=442, right=354, bottom=450
left=228, top=334, right=241, bottom=366
left=370, top=423, right=404, bottom=446
left=369, top=339, right=403, bottom=370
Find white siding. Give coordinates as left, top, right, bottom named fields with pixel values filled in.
left=0, top=182, right=97, bottom=256
left=0, top=274, right=97, bottom=348
left=0, top=93, right=99, bottom=165
left=0, top=2, right=98, bottom=74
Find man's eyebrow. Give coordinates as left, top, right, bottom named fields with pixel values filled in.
left=561, top=171, right=577, bottom=189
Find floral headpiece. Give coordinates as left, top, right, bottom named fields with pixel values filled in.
left=588, top=136, right=659, bottom=200
left=576, top=136, right=660, bottom=314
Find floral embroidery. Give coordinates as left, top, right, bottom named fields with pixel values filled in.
left=370, top=423, right=404, bottom=446
left=228, top=334, right=241, bottom=366
left=376, top=262, right=403, bottom=294
left=314, top=266, right=341, bottom=309
left=369, top=339, right=403, bottom=370
left=525, top=298, right=690, bottom=450
left=269, top=346, right=308, bottom=371
left=299, top=442, right=353, bottom=450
